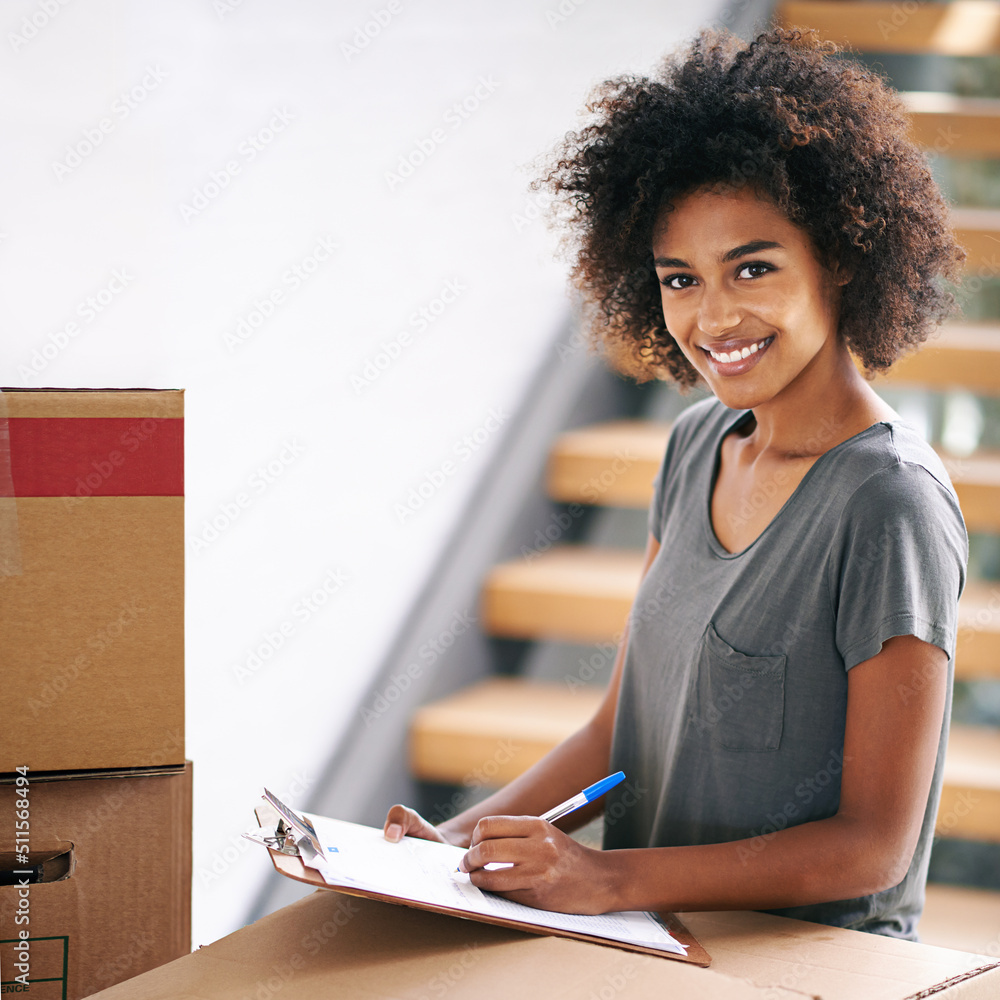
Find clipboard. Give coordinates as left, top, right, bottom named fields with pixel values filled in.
left=251, top=798, right=711, bottom=967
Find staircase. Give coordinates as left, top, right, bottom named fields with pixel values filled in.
left=408, top=1, right=1000, bottom=953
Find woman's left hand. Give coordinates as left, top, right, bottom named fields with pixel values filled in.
left=458, top=815, right=615, bottom=914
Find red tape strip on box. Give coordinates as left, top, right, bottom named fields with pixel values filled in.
left=4, top=418, right=184, bottom=497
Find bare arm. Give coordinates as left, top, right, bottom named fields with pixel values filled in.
left=460, top=632, right=948, bottom=914
left=384, top=533, right=662, bottom=848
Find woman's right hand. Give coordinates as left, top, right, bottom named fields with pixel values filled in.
left=383, top=804, right=463, bottom=846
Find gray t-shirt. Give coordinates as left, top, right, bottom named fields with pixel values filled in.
left=604, top=397, right=968, bottom=938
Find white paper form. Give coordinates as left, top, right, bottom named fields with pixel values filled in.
left=305, top=814, right=687, bottom=956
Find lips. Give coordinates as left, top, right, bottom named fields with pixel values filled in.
left=701, top=335, right=774, bottom=376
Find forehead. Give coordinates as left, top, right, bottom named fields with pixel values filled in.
left=651, top=184, right=805, bottom=252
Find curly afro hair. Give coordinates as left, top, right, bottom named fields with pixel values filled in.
left=536, top=26, right=966, bottom=386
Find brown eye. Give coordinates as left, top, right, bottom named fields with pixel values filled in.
left=737, top=262, right=772, bottom=279
left=662, top=274, right=695, bottom=289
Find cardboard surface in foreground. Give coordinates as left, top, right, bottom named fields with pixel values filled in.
left=84, top=887, right=1000, bottom=999
left=266, top=841, right=711, bottom=966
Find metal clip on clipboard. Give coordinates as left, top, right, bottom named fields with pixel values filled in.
left=252, top=788, right=326, bottom=865
left=260, top=816, right=301, bottom=856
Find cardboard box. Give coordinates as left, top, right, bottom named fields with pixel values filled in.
left=80, top=887, right=1000, bottom=999
left=0, top=763, right=192, bottom=999
left=0, top=388, right=184, bottom=773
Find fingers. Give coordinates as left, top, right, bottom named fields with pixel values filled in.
left=382, top=804, right=443, bottom=844
left=460, top=816, right=553, bottom=873
left=468, top=814, right=547, bottom=848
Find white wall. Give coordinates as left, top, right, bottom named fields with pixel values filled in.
left=1, top=0, right=729, bottom=946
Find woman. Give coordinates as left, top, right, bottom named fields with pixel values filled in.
left=384, top=26, right=968, bottom=939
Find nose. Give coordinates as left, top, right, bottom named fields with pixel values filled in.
left=697, top=284, right=742, bottom=337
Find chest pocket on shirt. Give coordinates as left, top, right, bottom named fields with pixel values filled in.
left=689, top=623, right=786, bottom=752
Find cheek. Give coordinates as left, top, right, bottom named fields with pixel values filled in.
left=658, top=292, right=691, bottom=334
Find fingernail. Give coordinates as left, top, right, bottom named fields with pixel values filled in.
left=458, top=857, right=468, bottom=873
left=386, top=824, right=401, bottom=842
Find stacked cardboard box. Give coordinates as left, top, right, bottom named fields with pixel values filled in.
left=0, top=388, right=190, bottom=999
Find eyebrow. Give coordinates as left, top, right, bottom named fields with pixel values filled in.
left=653, top=239, right=784, bottom=269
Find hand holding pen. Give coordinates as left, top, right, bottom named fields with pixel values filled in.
left=455, top=770, right=625, bottom=869
left=383, top=772, right=628, bottom=913
left=455, top=772, right=628, bottom=913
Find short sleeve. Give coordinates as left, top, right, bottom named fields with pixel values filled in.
left=832, top=462, right=968, bottom=671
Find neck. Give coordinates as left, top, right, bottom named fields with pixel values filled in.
left=740, top=343, right=895, bottom=461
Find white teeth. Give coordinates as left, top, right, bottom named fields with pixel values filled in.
left=708, top=338, right=769, bottom=363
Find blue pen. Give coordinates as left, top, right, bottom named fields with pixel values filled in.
left=539, top=771, right=626, bottom=824
left=453, top=772, right=626, bottom=872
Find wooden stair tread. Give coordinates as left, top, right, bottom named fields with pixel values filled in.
left=410, top=678, right=1000, bottom=840
left=483, top=546, right=642, bottom=643
left=548, top=419, right=1000, bottom=531
left=483, top=546, right=1000, bottom=679
left=776, top=2, right=1000, bottom=56
left=409, top=678, right=602, bottom=786
left=952, top=208, right=1000, bottom=264
left=920, top=884, right=1000, bottom=953
left=903, top=93, right=1000, bottom=156
left=875, top=323, right=1000, bottom=393
left=546, top=420, right=672, bottom=508
left=939, top=725, right=1000, bottom=841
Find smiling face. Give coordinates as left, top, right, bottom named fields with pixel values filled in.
left=652, top=184, right=848, bottom=412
